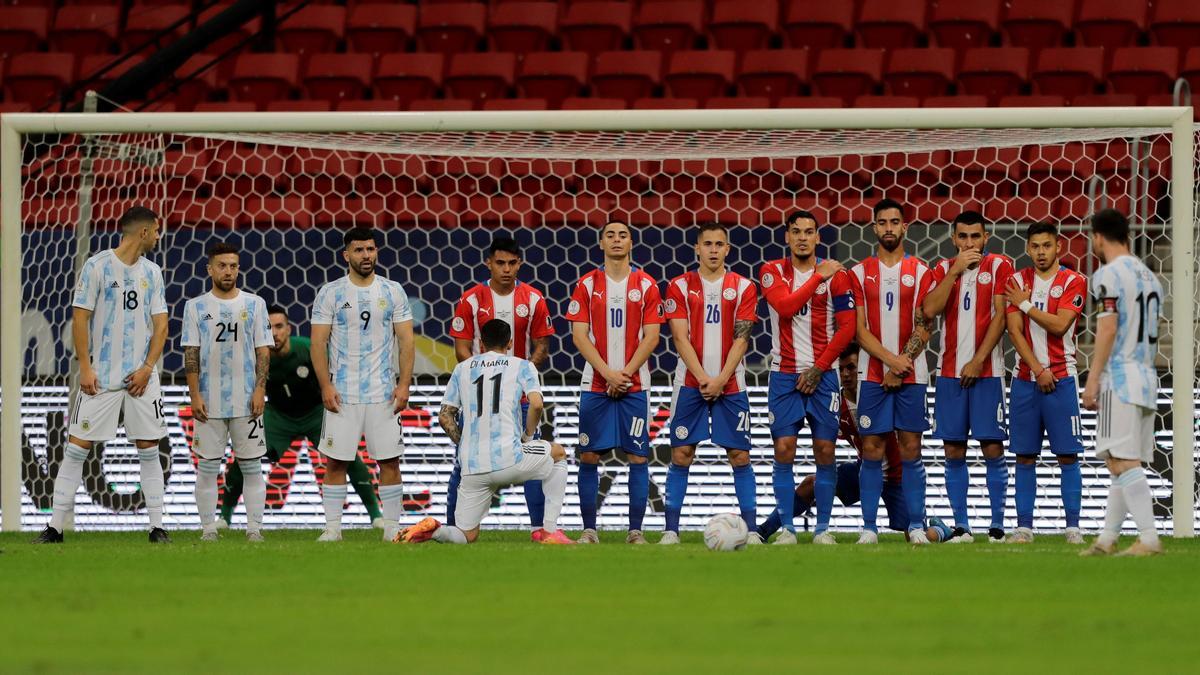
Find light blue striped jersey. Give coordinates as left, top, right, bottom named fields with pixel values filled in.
left=311, top=276, right=413, bottom=405
left=1091, top=255, right=1163, bottom=409
left=71, top=249, right=167, bottom=391
left=443, top=353, right=540, bottom=475
left=180, top=290, right=272, bottom=418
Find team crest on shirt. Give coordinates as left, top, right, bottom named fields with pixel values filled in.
left=859, top=415, right=872, bottom=429
left=452, top=317, right=465, bottom=332
left=665, top=299, right=677, bottom=313
left=816, top=282, right=828, bottom=295
left=628, top=288, right=642, bottom=302
left=762, top=272, right=775, bottom=288
left=378, top=298, right=387, bottom=309
left=81, top=420, right=90, bottom=431
left=516, top=304, right=529, bottom=318
left=1072, top=295, right=1084, bottom=308
left=296, top=365, right=310, bottom=378
left=978, top=272, right=993, bottom=285
left=140, top=278, right=149, bottom=289
left=674, top=425, right=689, bottom=440
left=568, top=300, right=580, bottom=315
left=579, top=433, right=590, bottom=446
left=722, top=288, right=737, bottom=301
left=325, top=438, right=334, bottom=448
left=240, top=309, right=248, bottom=321
left=901, top=274, right=916, bottom=288
left=1050, top=286, right=1064, bottom=298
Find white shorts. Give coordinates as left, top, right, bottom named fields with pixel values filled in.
left=68, top=371, right=167, bottom=442
left=319, top=402, right=404, bottom=462
left=455, top=441, right=553, bottom=531
left=1095, top=390, right=1156, bottom=463
left=193, top=416, right=267, bottom=461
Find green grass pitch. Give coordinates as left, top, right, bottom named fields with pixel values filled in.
left=2, top=529, right=1198, bottom=674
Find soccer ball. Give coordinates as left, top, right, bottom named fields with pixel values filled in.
left=703, top=513, right=748, bottom=551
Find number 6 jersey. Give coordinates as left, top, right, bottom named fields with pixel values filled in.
left=181, top=290, right=272, bottom=418
left=311, top=276, right=413, bottom=405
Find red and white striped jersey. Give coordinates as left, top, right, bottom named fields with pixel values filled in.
left=450, top=281, right=554, bottom=360
left=664, top=270, right=758, bottom=394
left=759, top=259, right=857, bottom=373
left=565, top=268, right=664, bottom=394
left=1007, top=266, right=1087, bottom=381
left=839, top=399, right=902, bottom=482
left=850, top=256, right=935, bottom=384
left=930, top=254, right=1014, bottom=378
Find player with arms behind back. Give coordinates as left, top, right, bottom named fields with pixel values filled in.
left=1003, top=223, right=1087, bottom=544
left=849, top=199, right=935, bottom=545
left=397, top=320, right=572, bottom=545
left=447, top=236, right=555, bottom=540
left=758, top=211, right=856, bottom=545
left=566, top=219, right=664, bottom=544
left=1080, top=209, right=1164, bottom=557
left=310, top=228, right=415, bottom=542
left=182, top=242, right=272, bottom=541
left=922, top=211, right=1013, bottom=543
left=659, top=222, right=759, bottom=545
left=35, top=207, right=170, bottom=544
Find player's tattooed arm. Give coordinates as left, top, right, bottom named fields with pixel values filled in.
left=184, top=346, right=207, bottom=422
left=439, top=404, right=462, bottom=445
left=184, top=346, right=200, bottom=374
left=254, top=349, right=268, bottom=388
left=902, top=310, right=931, bottom=360
left=733, top=319, right=753, bottom=341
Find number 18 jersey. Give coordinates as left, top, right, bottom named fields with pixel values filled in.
left=443, top=353, right=541, bottom=475
left=181, top=290, right=273, bottom=419
left=311, top=276, right=413, bottom=405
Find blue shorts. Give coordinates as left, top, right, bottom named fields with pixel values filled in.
left=856, top=382, right=930, bottom=435
left=835, top=461, right=908, bottom=532
left=931, top=376, right=1008, bottom=443
left=669, top=387, right=751, bottom=450
left=578, top=391, right=651, bottom=457
left=1008, top=377, right=1084, bottom=456
left=767, top=370, right=841, bottom=441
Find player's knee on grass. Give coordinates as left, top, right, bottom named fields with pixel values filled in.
left=672, top=445, right=697, bottom=466
left=812, top=440, right=836, bottom=465
left=943, top=441, right=968, bottom=460
left=726, top=449, right=750, bottom=467
left=773, top=437, right=797, bottom=464
left=464, top=527, right=480, bottom=543
left=797, top=475, right=816, bottom=502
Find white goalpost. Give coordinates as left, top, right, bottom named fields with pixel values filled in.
left=1, top=108, right=1195, bottom=536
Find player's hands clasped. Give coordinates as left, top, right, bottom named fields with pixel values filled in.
left=816, top=259, right=843, bottom=280
left=321, top=383, right=342, bottom=413
left=190, top=392, right=208, bottom=423
left=699, top=375, right=726, bottom=400
left=1035, top=368, right=1057, bottom=393
left=1004, top=278, right=1031, bottom=306
left=392, top=383, right=409, bottom=414
left=126, top=364, right=152, bottom=398
left=881, top=370, right=903, bottom=391
left=886, top=353, right=914, bottom=378
left=603, top=367, right=632, bottom=398
left=79, top=366, right=99, bottom=396
left=959, top=359, right=983, bottom=388
left=251, top=386, right=266, bottom=418
left=951, top=249, right=982, bottom=275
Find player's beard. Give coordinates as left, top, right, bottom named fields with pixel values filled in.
left=879, top=235, right=901, bottom=252
left=351, top=259, right=374, bottom=277
left=214, top=278, right=235, bottom=293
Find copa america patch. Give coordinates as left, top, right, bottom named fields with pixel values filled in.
left=665, top=298, right=677, bottom=313
left=1074, top=295, right=1085, bottom=309
left=674, top=425, right=689, bottom=440
left=722, top=287, right=737, bottom=301
left=579, top=433, right=590, bottom=446
left=1050, top=286, right=1064, bottom=298
left=901, top=274, right=916, bottom=288
left=762, top=272, right=775, bottom=288
left=978, top=272, right=993, bottom=285
left=452, top=316, right=465, bottom=332
left=628, top=288, right=642, bottom=302
left=568, top=300, right=580, bottom=315
left=516, top=304, right=529, bottom=318
left=296, top=365, right=310, bottom=379
left=767, top=411, right=775, bottom=424
left=816, top=282, right=828, bottom=295
left=859, top=415, right=872, bottom=429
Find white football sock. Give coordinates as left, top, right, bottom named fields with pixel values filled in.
left=432, top=524, right=467, bottom=544
left=50, top=443, right=89, bottom=531
left=1099, top=482, right=1126, bottom=545
left=322, top=483, right=348, bottom=530
left=1118, top=467, right=1159, bottom=545
left=194, top=458, right=221, bottom=529
left=379, top=483, right=405, bottom=530
left=238, top=457, right=265, bottom=532
left=137, top=447, right=165, bottom=529
left=540, top=460, right=568, bottom=532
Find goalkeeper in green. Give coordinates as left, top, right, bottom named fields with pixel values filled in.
left=219, top=305, right=384, bottom=527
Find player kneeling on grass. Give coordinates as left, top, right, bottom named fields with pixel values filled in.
left=397, top=320, right=572, bottom=545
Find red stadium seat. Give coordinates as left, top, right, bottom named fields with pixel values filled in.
left=923, top=95, right=989, bottom=107
left=1149, top=0, right=1200, bottom=49
left=560, top=1, right=632, bottom=58
left=709, top=0, right=778, bottom=52
left=811, top=49, right=885, bottom=105
left=391, top=195, right=460, bottom=228
left=0, top=8, right=50, bottom=57
left=592, top=50, right=662, bottom=105
left=857, top=0, right=928, bottom=49
left=238, top=196, right=312, bottom=229
left=777, top=95, right=844, bottom=108
left=303, top=53, right=373, bottom=103
left=957, top=47, right=1030, bottom=105
left=194, top=102, right=257, bottom=113
left=266, top=99, right=333, bottom=112
left=4, top=52, right=75, bottom=106
left=1183, top=48, right=1200, bottom=98
left=489, top=2, right=557, bottom=55
left=783, top=0, right=853, bottom=50
left=50, top=5, right=119, bottom=57
left=946, top=147, right=1021, bottom=199
left=885, top=48, right=955, bottom=99
left=1017, top=144, right=1097, bottom=197
left=79, top=54, right=144, bottom=90
left=929, top=0, right=1002, bottom=49
left=122, top=4, right=190, bottom=52
left=346, top=4, right=416, bottom=56
left=542, top=196, right=610, bottom=227
left=1147, top=93, right=1200, bottom=120
left=311, top=197, right=389, bottom=229
left=336, top=99, right=403, bottom=112
left=229, top=54, right=299, bottom=110
left=705, top=96, right=771, bottom=109
left=1001, top=0, right=1074, bottom=50
left=1072, top=93, right=1138, bottom=106
left=445, top=52, right=516, bottom=106
left=212, top=146, right=288, bottom=195
left=736, top=48, right=808, bottom=104
left=374, top=53, right=444, bottom=107
left=417, top=3, right=485, bottom=54
left=518, top=51, right=588, bottom=109
left=462, top=195, right=536, bottom=228
left=287, top=148, right=364, bottom=195
left=166, top=54, right=219, bottom=111
left=561, top=97, right=627, bottom=110
left=198, top=3, right=261, bottom=57
left=1107, top=47, right=1179, bottom=102
left=483, top=98, right=548, bottom=111
left=277, top=5, right=345, bottom=55
left=633, top=1, right=704, bottom=54
left=0, top=102, right=33, bottom=113
left=983, top=196, right=1056, bottom=223
left=1076, top=0, right=1147, bottom=50
left=998, top=94, right=1067, bottom=107
left=409, top=98, right=474, bottom=111
left=632, top=97, right=698, bottom=110
left=1032, top=47, right=1104, bottom=101
left=664, top=50, right=735, bottom=103
left=855, top=95, right=920, bottom=108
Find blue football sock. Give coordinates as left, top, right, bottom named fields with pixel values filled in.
left=930, top=518, right=953, bottom=543
left=732, top=464, right=757, bottom=531
left=945, top=457, right=969, bottom=530
left=627, top=462, right=649, bottom=531
left=1060, top=461, right=1082, bottom=529
left=664, top=463, right=690, bottom=533
left=578, top=462, right=599, bottom=530
left=446, top=463, right=462, bottom=526
left=1015, top=461, right=1036, bottom=529
left=814, top=463, right=836, bottom=535
left=772, top=461, right=796, bottom=533
left=984, top=456, right=1008, bottom=530
left=859, top=459, right=883, bottom=532
left=522, top=480, right=545, bottom=529
left=901, top=458, right=927, bottom=532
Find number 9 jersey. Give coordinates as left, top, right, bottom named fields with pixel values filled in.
left=849, top=256, right=934, bottom=384
left=311, top=276, right=413, bottom=405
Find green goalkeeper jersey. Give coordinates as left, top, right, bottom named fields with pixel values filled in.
left=266, top=336, right=323, bottom=419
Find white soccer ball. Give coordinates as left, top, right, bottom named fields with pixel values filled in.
left=703, top=513, right=748, bottom=552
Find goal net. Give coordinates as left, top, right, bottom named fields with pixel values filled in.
left=1, top=109, right=1196, bottom=536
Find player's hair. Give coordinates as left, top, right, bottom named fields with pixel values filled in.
left=840, top=341, right=860, bottom=360
left=599, top=218, right=633, bottom=242
left=207, top=241, right=239, bottom=260
left=488, top=236, right=521, bottom=259
left=267, top=304, right=289, bottom=318
left=1026, top=222, right=1058, bottom=240
left=1091, top=208, right=1130, bottom=245
left=118, top=206, right=158, bottom=235
left=952, top=210, right=987, bottom=232
left=785, top=209, right=819, bottom=229
left=480, top=318, right=512, bottom=350
left=872, top=198, right=906, bottom=220
left=696, top=222, right=727, bottom=239
left=343, top=227, right=379, bottom=249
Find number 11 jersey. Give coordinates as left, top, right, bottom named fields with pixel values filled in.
left=311, top=276, right=413, bottom=405
left=443, top=353, right=541, bottom=475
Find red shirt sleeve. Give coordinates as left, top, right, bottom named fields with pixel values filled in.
left=760, top=262, right=824, bottom=317
left=565, top=278, right=590, bottom=323
left=1005, top=272, right=1024, bottom=315
left=849, top=269, right=865, bottom=307
left=1061, top=273, right=1088, bottom=315
left=735, top=280, right=758, bottom=322
left=642, top=279, right=665, bottom=325
left=915, top=264, right=935, bottom=306
left=830, top=270, right=856, bottom=314
left=931, top=260, right=949, bottom=284
left=449, top=292, right=474, bottom=340
left=530, top=292, right=554, bottom=338
left=663, top=278, right=687, bottom=321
